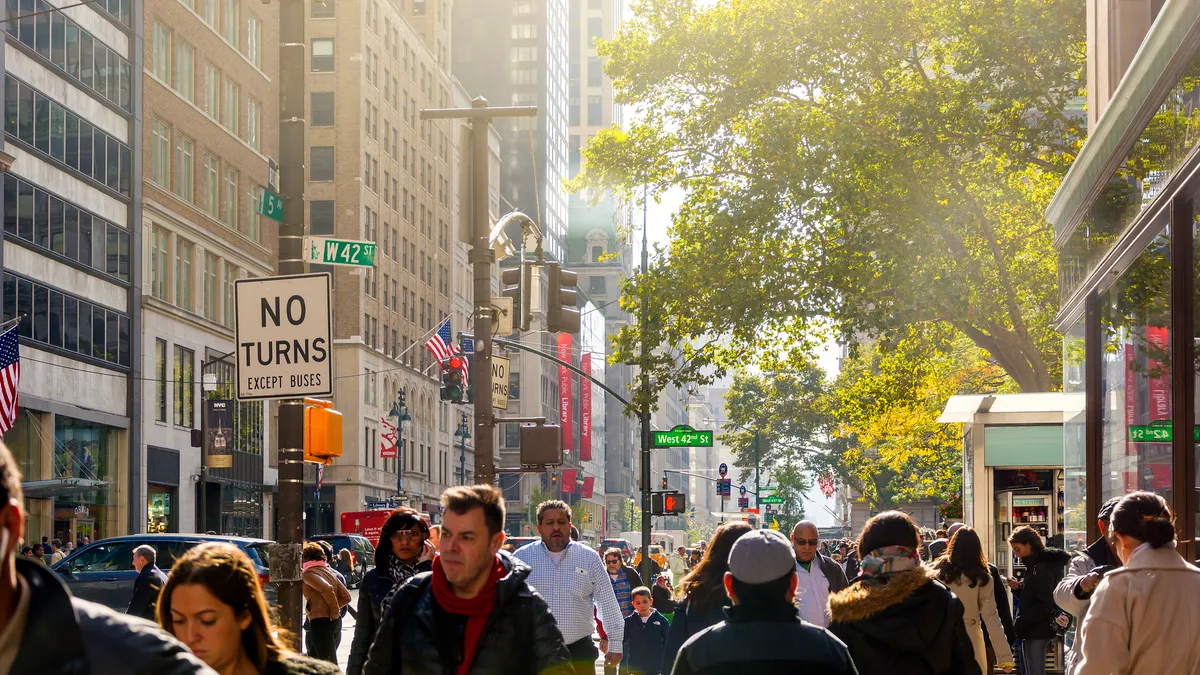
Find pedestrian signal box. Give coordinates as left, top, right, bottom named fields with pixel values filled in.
left=651, top=491, right=686, bottom=516
left=304, top=398, right=343, bottom=464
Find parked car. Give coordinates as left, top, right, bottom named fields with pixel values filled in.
left=600, top=538, right=634, bottom=560
left=52, top=534, right=276, bottom=611
left=308, top=533, right=375, bottom=587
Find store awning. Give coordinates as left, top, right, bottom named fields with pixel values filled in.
left=21, top=478, right=109, bottom=499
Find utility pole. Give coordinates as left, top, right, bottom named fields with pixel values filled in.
left=274, top=0, right=307, bottom=648
left=420, top=99, right=536, bottom=485
left=639, top=184, right=653, bottom=584
left=754, top=430, right=761, bottom=528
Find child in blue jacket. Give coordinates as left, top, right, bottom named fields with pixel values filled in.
left=624, top=586, right=670, bottom=675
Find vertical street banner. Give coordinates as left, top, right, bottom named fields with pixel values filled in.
left=380, top=417, right=398, bottom=458
left=561, top=468, right=577, bottom=494
left=580, top=353, right=592, bottom=461
left=558, top=334, right=573, bottom=452
left=581, top=475, right=595, bottom=498
left=207, top=400, right=234, bottom=469
left=1145, top=326, right=1171, bottom=422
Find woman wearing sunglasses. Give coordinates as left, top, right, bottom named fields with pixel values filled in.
left=347, top=507, right=436, bottom=675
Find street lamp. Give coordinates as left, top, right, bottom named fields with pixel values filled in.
left=454, top=412, right=472, bottom=485
left=389, top=388, right=412, bottom=498
left=199, top=372, right=219, bottom=534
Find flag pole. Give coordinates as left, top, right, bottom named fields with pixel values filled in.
left=0, top=313, right=26, bottom=333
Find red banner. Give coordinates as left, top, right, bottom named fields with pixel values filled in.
left=581, top=475, right=595, bottom=498
left=380, top=418, right=398, bottom=458
left=580, top=353, right=592, bottom=461
left=559, top=334, right=573, bottom=452
left=1145, top=326, right=1171, bottom=422
left=561, top=469, right=577, bottom=494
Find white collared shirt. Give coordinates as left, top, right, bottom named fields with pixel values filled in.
left=795, top=558, right=831, bottom=627
left=515, top=539, right=625, bottom=651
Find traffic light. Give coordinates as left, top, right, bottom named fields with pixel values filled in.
left=501, top=262, right=531, bottom=332
left=664, top=492, right=686, bottom=515
left=550, top=472, right=559, bottom=488
left=440, top=356, right=465, bottom=402
left=662, top=475, right=668, bottom=490
left=545, top=263, right=580, bottom=334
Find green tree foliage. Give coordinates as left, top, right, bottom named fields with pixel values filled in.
left=575, top=0, right=1084, bottom=396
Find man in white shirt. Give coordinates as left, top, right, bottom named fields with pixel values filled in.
left=668, top=545, right=689, bottom=582
left=791, top=521, right=849, bottom=627
left=515, top=500, right=624, bottom=675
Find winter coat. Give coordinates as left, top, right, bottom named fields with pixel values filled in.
left=302, top=563, right=351, bottom=621
left=11, top=557, right=215, bottom=675
left=1054, top=538, right=1121, bottom=675
left=659, top=594, right=728, bottom=675
left=347, top=561, right=432, bottom=675
left=652, top=583, right=678, bottom=614
left=1011, top=548, right=1071, bottom=640
left=1076, top=545, right=1200, bottom=675
left=623, top=609, right=669, bottom=675
left=939, top=571, right=1014, bottom=672
left=671, top=604, right=859, bottom=675
left=361, top=552, right=572, bottom=675
left=827, top=565, right=981, bottom=675
left=814, top=552, right=851, bottom=594
left=127, top=564, right=168, bottom=622
left=263, top=655, right=344, bottom=675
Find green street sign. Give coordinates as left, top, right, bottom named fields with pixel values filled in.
left=303, top=237, right=377, bottom=268
left=652, top=424, right=713, bottom=448
left=1128, top=422, right=1200, bottom=442
left=258, top=188, right=284, bottom=222
left=759, top=495, right=785, bottom=504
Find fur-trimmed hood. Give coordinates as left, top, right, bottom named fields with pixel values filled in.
left=828, top=565, right=939, bottom=624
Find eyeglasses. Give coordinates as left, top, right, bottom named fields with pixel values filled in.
left=605, top=558, right=620, bottom=564
left=794, top=538, right=820, bottom=547
left=391, top=530, right=424, bottom=542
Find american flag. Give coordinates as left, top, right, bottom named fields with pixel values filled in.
left=425, top=319, right=469, bottom=386
left=0, top=326, right=20, bottom=434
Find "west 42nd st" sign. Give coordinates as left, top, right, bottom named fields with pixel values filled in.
left=303, top=237, right=377, bottom=268
left=653, top=424, right=713, bottom=448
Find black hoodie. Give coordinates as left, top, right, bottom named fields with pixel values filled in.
left=1012, top=547, right=1072, bottom=640
left=828, top=566, right=981, bottom=675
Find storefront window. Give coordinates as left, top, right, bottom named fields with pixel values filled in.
left=3, top=410, right=40, bottom=485
left=1063, top=316, right=1087, bottom=552
left=1099, top=222, right=1173, bottom=506
left=220, top=485, right=262, bottom=537
left=147, top=486, right=174, bottom=533
left=54, top=416, right=120, bottom=543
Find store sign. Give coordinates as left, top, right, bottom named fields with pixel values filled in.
left=207, top=399, right=234, bottom=469
left=234, top=273, right=333, bottom=400
left=580, top=353, right=592, bottom=461
left=558, top=334, right=573, bottom=452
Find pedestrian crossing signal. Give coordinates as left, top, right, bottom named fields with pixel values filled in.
left=664, top=492, right=685, bottom=514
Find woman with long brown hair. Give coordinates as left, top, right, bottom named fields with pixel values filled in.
left=932, top=527, right=1014, bottom=673
left=159, top=542, right=340, bottom=675
left=659, top=521, right=752, bottom=673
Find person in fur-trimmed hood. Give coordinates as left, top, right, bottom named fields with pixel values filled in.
left=828, top=511, right=981, bottom=675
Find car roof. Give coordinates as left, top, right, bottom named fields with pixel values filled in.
left=86, top=534, right=273, bottom=545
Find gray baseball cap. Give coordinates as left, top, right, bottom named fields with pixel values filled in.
left=728, top=529, right=797, bottom=584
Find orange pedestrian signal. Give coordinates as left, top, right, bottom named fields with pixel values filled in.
left=664, top=492, right=686, bottom=514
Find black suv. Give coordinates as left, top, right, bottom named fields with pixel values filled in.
left=53, top=534, right=275, bottom=611
left=308, top=533, right=375, bottom=587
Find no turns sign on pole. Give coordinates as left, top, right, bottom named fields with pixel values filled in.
left=235, top=273, right=333, bottom=400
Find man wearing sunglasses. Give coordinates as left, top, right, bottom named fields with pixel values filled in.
left=790, top=521, right=848, bottom=628
left=603, top=548, right=643, bottom=619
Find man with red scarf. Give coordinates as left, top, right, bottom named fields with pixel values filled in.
left=362, top=484, right=571, bottom=675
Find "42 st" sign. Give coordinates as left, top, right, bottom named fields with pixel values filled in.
left=303, top=237, right=377, bottom=268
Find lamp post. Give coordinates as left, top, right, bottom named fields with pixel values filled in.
left=199, top=373, right=218, bottom=534
left=389, top=388, right=412, bottom=499
left=455, top=412, right=472, bottom=485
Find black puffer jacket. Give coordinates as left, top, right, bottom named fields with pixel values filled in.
left=1012, top=548, right=1071, bottom=640
left=347, top=560, right=432, bottom=675
left=361, top=551, right=571, bottom=675
left=828, top=566, right=981, bottom=675
left=11, top=557, right=214, bottom=675
left=263, top=655, right=343, bottom=675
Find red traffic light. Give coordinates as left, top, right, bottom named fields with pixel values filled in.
left=448, top=356, right=463, bottom=370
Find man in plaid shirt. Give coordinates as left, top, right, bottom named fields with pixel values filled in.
left=515, top=500, right=625, bottom=675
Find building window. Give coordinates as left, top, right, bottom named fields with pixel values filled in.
left=155, top=338, right=168, bottom=422
left=150, top=226, right=169, bottom=301
left=175, top=237, right=194, bottom=310
left=204, top=63, right=219, bottom=116
left=588, top=17, right=603, bottom=45
left=174, top=345, right=195, bottom=427
left=3, top=273, right=130, bottom=365
left=174, top=134, right=194, bottom=202
left=150, top=120, right=170, bottom=187
left=247, top=98, right=260, bottom=150
left=222, top=168, right=238, bottom=228
left=588, top=95, right=603, bottom=125
left=310, top=200, right=334, bottom=234
left=203, top=252, right=219, bottom=321
left=152, top=22, right=170, bottom=82
left=223, top=263, right=237, bottom=328
left=588, top=57, right=603, bottom=87
left=589, top=276, right=606, bottom=294
left=222, top=77, right=238, bottom=135
left=175, top=41, right=194, bottom=101
left=248, top=185, right=262, bottom=242
left=311, top=146, right=334, bottom=180
left=204, top=0, right=218, bottom=27
left=203, top=155, right=219, bottom=217
left=311, top=0, right=334, bottom=18
left=223, top=0, right=239, bottom=47
left=247, top=15, right=261, bottom=68
left=311, top=92, right=335, bottom=126
left=311, top=38, right=334, bottom=72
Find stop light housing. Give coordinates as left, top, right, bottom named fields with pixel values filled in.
left=664, top=492, right=686, bottom=514
left=501, top=262, right=532, bottom=332
left=440, top=356, right=465, bottom=402
left=662, top=475, right=668, bottom=490
left=545, top=263, right=580, bottom=334
left=304, top=398, right=343, bottom=464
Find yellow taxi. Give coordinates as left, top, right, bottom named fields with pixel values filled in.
left=632, top=544, right=669, bottom=572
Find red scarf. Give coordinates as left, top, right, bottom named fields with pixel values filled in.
left=431, top=554, right=506, bottom=675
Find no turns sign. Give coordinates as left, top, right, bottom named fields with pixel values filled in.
left=234, top=273, right=333, bottom=400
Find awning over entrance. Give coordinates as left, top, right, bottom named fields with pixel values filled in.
left=21, top=478, right=109, bottom=499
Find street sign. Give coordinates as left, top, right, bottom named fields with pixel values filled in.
left=719, top=462, right=728, bottom=477
left=759, top=495, right=785, bottom=504
left=739, top=484, right=747, bottom=496
left=1127, top=422, right=1196, bottom=442
left=492, top=356, right=511, bottom=411
left=257, top=188, right=284, bottom=222
left=738, top=496, right=749, bottom=508
left=303, top=236, right=378, bottom=267
left=653, top=424, right=714, bottom=448
left=234, top=273, right=333, bottom=400
left=716, top=479, right=732, bottom=497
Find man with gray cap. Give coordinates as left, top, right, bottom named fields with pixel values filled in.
left=1053, top=496, right=1122, bottom=675
left=669, top=529, right=858, bottom=675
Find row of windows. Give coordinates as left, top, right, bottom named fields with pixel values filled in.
left=2, top=272, right=131, bottom=368
left=4, top=77, right=132, bottom=197
left=2, top=173, right=129, bottom=283
left=148, top=225, right=242, bottom=329
left=4, top=0, right=132, bottom=111
left=183, top=0, right=259, bottom=66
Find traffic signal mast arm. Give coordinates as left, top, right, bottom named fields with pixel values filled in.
left=664, top=468, right=765, bottom=494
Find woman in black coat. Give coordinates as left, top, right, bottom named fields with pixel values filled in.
left=828, top=511, right=980, bottom=675
left=346, top=508, right=434, bottom=675
left=1006, top=525, right=1070, bottom=675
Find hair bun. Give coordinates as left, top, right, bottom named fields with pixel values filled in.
left=1142, top=517, right=1176, bottom=548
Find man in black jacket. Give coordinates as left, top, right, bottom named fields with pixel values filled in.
left=671, top=529, right=858, bottom=675
left=363, top=484, right=571, bottom=675
left=127, top=544, right=168, bottom=621
left=0, top=442, right=214, bottom=675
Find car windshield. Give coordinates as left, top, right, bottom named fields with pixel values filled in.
left=246, top=543, right=270, bottom=569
